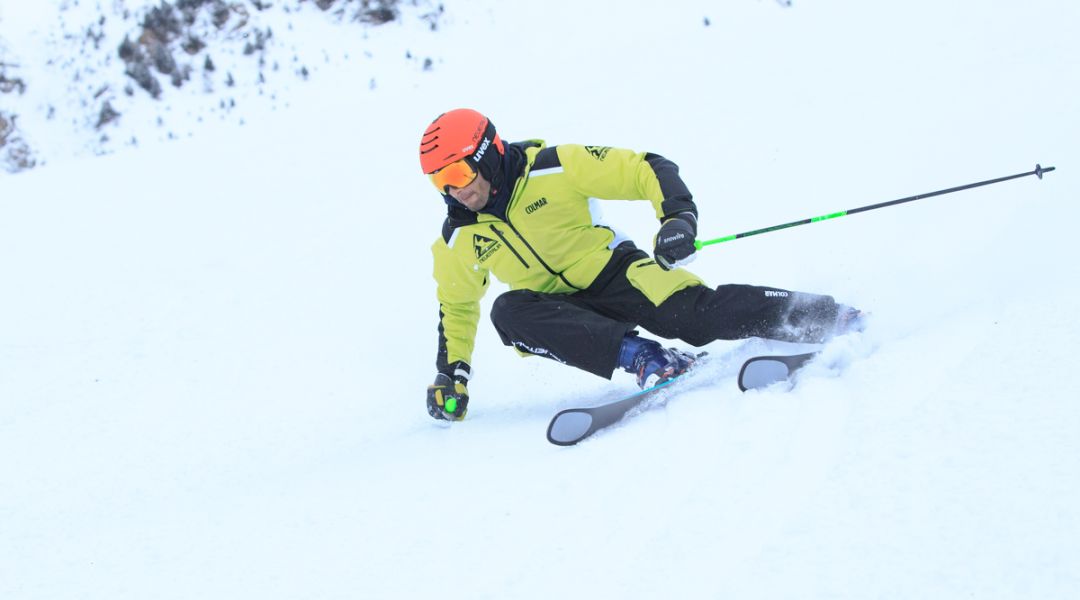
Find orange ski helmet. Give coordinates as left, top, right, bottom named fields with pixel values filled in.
left=419, top=109, right=505, bottom=186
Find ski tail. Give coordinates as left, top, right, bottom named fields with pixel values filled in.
left=737, top=352, right=819, bottom=391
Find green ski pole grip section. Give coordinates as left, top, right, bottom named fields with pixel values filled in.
left=811, top=211, right=847, bottom=222
left=695, top=235, right=735, bottom=250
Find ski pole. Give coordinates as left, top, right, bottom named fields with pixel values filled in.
left=695, top=163, right=1056, bottom=250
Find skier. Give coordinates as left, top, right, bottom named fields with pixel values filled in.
left=422, top=108, right=862, bottom=421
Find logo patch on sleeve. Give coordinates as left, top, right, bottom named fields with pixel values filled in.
left=585, top=146, right=611, bottom=161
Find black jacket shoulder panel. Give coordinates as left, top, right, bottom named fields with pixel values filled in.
left=441, top=218, right=455, bottom=243
left=442, top=206, right=478, bottom=243
left=644, top=152, right=697, bottom=219
left=532, top=146, right=562, bottom=171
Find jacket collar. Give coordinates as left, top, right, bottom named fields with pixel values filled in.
left=443, top=140, right=541, bottom=223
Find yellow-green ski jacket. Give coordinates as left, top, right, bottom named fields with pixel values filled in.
left=432, top=140, right=702, bottom=373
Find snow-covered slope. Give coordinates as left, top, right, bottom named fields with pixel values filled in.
left=2, top=1, right=1078, bottom=598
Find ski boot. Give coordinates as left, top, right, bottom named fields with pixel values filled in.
left=619, top=335, right=698, bottom=389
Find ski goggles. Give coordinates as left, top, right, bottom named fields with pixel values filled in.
left=429, top=158, right=477, bottom=193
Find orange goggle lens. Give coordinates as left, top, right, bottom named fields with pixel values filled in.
left=429, top=159, right=477, bottom=193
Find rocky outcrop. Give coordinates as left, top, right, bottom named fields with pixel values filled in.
left=1, top=69, right=37, bottom=173
left=0, top=0, right=443, bottom=174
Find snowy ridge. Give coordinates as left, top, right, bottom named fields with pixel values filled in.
left=0, top=0, right=442, bottom=172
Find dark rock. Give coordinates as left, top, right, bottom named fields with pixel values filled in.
left=170, top=64, right=191, bottom=87
left=0, top=112, right=12, bottom=143
left=118, top=36, right=140, bottom=61
left=0, top=74, right=27, bottom=95
left=182, top=35, right=206, bottom=54
left=141, top=3, right=183, bottom=43
left=126, top=61, right=162, bottom=98
left=212, top=4, right=232, bottom=28
left=151, top=42, right=177, bottom=74
left=243, top=28, right=272, bottom=55
left=361, top=8, right=396, bottom=25
left=95, top=101, right=121, bottom=128
left=1, top=112, right=37, bottom=172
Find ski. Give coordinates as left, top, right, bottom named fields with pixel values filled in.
left=737, top=352, right=819, bottom=391
left=546, top=376, right=686, bottom=446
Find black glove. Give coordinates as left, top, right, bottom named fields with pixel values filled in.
left=653, top=213, right=698, bottom=270
left=427, top=373, right=469, bottom=421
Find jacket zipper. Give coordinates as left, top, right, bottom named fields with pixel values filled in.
left=503, top=220, right=583, bottom=291
left=489, top=225, right=530, bottom=269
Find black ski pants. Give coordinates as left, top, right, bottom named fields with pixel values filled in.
left=490, top=244, right=841, bottom=378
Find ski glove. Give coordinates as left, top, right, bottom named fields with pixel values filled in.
left=653, top=213, right=698, bottom=270
left=427, top=373, right=469, bottom=421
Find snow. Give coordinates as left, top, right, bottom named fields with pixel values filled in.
left=2, top=0, right=1079, bottom=598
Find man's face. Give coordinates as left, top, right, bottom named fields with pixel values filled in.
left=447, top=169, right=491, bottom=212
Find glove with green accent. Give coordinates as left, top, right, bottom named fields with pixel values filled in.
left=427, top=373, right=469, bottom=421
left=653, top=212, right=698, bottom=270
